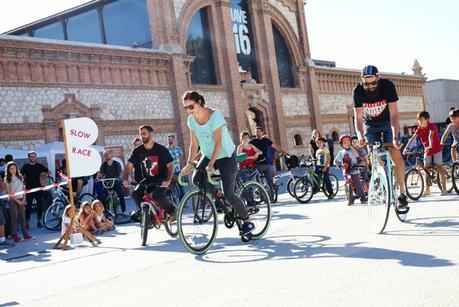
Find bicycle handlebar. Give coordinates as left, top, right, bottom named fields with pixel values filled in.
left=177, top=165, right=218, bottom=187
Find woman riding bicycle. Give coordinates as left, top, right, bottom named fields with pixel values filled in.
left=180, top=91, right=255, bottom=236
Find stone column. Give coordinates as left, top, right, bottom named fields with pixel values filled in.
left=214, top=0, right=247, bottom=137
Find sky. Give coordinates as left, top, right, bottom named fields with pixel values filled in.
left=0, top=0, right=457, bottom=81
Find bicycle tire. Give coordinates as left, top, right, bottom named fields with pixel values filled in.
left=323, top=173, right=339, bottom=197
left=293, top=177, right=314, bottom=203
left=44, top=200, right=66, bottom=231
left=452, top=162, right=459, bottom=194
left=177, top=190, right=218, bottom=254
left=368, top=165, right=391, bottom=234
left=404, top=168, right=424, bottom=200
left=287, top=178, right=296, bottom=198
left=345, top=184, right=355, bottom=205
left=439, top=163, right=454, bottom=193
left=237, top=181, right=271, bottom=240
left=141, top=204, right=150, bottom=246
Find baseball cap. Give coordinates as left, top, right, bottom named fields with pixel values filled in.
left=361, top=65, right=379, bottom=77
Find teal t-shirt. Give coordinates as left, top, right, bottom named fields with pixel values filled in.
left=187, top=110, right=235, bottom=160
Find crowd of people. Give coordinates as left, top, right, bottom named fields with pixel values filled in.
left=1, top=64, right=458, bottom=249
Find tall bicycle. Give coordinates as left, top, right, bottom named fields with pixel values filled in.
left=367, top=142, right=409, bottom=234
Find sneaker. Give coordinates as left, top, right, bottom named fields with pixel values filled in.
left=23, top=232, right=35, bottom=240
left=12, top=234, right=22, bottom=243
left=423, top=189, right=431, bottom=197
left=240, top=221, right=255, bottom=236
left=327, top=194, right=334, bottom=200
left=360, top=196, right=367, bottom=204
left=397, top=194, right=409, bottom=209
left=0, top=240, right=15, bottom=248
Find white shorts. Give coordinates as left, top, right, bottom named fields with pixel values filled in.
left=424, top=151, right=442, bottom=166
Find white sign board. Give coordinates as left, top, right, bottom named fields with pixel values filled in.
left=63, top=117, right=102, bottom=178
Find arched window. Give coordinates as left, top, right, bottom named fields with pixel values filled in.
left=332, top=131, right=339, bottom=142
left=186, top=7, right=217, bottom=84
left=294, top=134, right=303, bottom=146
left=272, top=25, right=295, bottom=88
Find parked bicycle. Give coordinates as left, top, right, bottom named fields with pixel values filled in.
left=43, top=176, right=95, bottom=231
left=96, top=178, right=131, bottom=225
left=292, top=158, right=339, bottom=203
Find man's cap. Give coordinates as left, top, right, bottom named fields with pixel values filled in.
left=361, top=65, right=379, bottom=77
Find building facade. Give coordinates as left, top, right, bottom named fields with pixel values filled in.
left=425, top=79, right=459, bottom=124
left=0, top=0, right=426, bottom=161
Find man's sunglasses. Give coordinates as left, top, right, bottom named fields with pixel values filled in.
left=183, top=103, right=196, bottom=111
left=363, top=80, right=378, bottom=87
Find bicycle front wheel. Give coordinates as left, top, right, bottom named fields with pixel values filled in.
left=44, top=200, right=65, bottom=230
left=404, top=168, right=424, bottom=200
left=177, top=190, right=218, bottom=254
left=323, top=173, right=339, bottom=197
left=238, top=181, right=271, bottom=239
left=368, top=165, right=391, bottom=234
left=439, top=163, right=454, bottom=193
left=452, top=162, right=459, bottom=194
left=140, top=204, right=150, bottom=246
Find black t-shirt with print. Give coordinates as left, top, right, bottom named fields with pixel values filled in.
left=250, top=137, right=273, bottom=165
left=21, top=163, right=48, bottom=189
left=128, top=143, right=173, bottom=185
left=353, top=78, right=399, bottom=125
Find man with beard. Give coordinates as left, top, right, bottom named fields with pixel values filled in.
left=123, top=125, right=176, bottom=221
left=353, top=65, right=408, bottom=209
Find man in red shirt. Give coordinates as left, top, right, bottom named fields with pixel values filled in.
left=403, top=111, right=447, bottom=195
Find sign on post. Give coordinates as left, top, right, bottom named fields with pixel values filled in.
left=63, top=117, right=101, bottom=178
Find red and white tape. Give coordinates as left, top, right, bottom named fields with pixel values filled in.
left=0, top=173, right=70, bottom=200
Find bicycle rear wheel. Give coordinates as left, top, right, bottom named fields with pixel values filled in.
left=177, top=190, right=217, bottom=254
left=404, top=168, right=424, bottom=200
left=293, top=177, right=313, bottom=203
left=44, top=200, right=65, bottom=230
left=140, top=204, right=150, bottom=246
left=368, top=165, right=391, bottom=234
left=237, top=181, right=271, bottom=239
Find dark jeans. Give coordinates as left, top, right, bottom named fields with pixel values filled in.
left=113, top=181, right=126, bottom=212
left=25, top=191, right=44, bottom=222
left=315, top=166, right=333, bottom=196
left=193, top=154, right=249, bottom=221
left=256, top=164, right=274, bottom=187
left=132, top=183, right=175, bottom=215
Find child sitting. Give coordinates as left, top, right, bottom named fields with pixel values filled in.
left=92, top=200, right=114, bottom=233
left=61, top=204, right=81, bottom=236
left=315, top=137, right=334, bottom=199
left=78, top=201, right=100, bottom=235
left=334, top=135, right=366, bottom=203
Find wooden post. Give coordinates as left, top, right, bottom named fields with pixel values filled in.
left=54, top=120, right=101, bottom=249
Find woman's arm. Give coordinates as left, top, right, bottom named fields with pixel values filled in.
left=208, top=128, right=223, bottom=170
left=187, top=130, right=200, bottom=164
left=250, top=144, right=262, bottom=159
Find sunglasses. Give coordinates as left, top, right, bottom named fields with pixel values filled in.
left=183, top=103, right=196, bottom=111
left=363, top=80, right=378, bottom=87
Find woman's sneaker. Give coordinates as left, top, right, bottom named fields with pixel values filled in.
left=23, top=232, right=35, bottom=240
left=240, top=222, right=255, bottom=236
left=12, top=234, right=22, bottom=243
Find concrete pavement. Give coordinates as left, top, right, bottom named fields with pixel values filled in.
left=1, top=188, right=459, bottom=306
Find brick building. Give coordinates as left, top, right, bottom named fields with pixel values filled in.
left=0, top=0, right=426, bottom=162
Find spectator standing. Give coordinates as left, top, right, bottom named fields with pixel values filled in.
left=20, top=151, right=49, bottom=228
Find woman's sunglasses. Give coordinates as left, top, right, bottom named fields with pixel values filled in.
left=183, top=103, right=196, bottom=111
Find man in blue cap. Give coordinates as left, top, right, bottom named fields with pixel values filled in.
left=353, top=65, right=408, bottom=209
